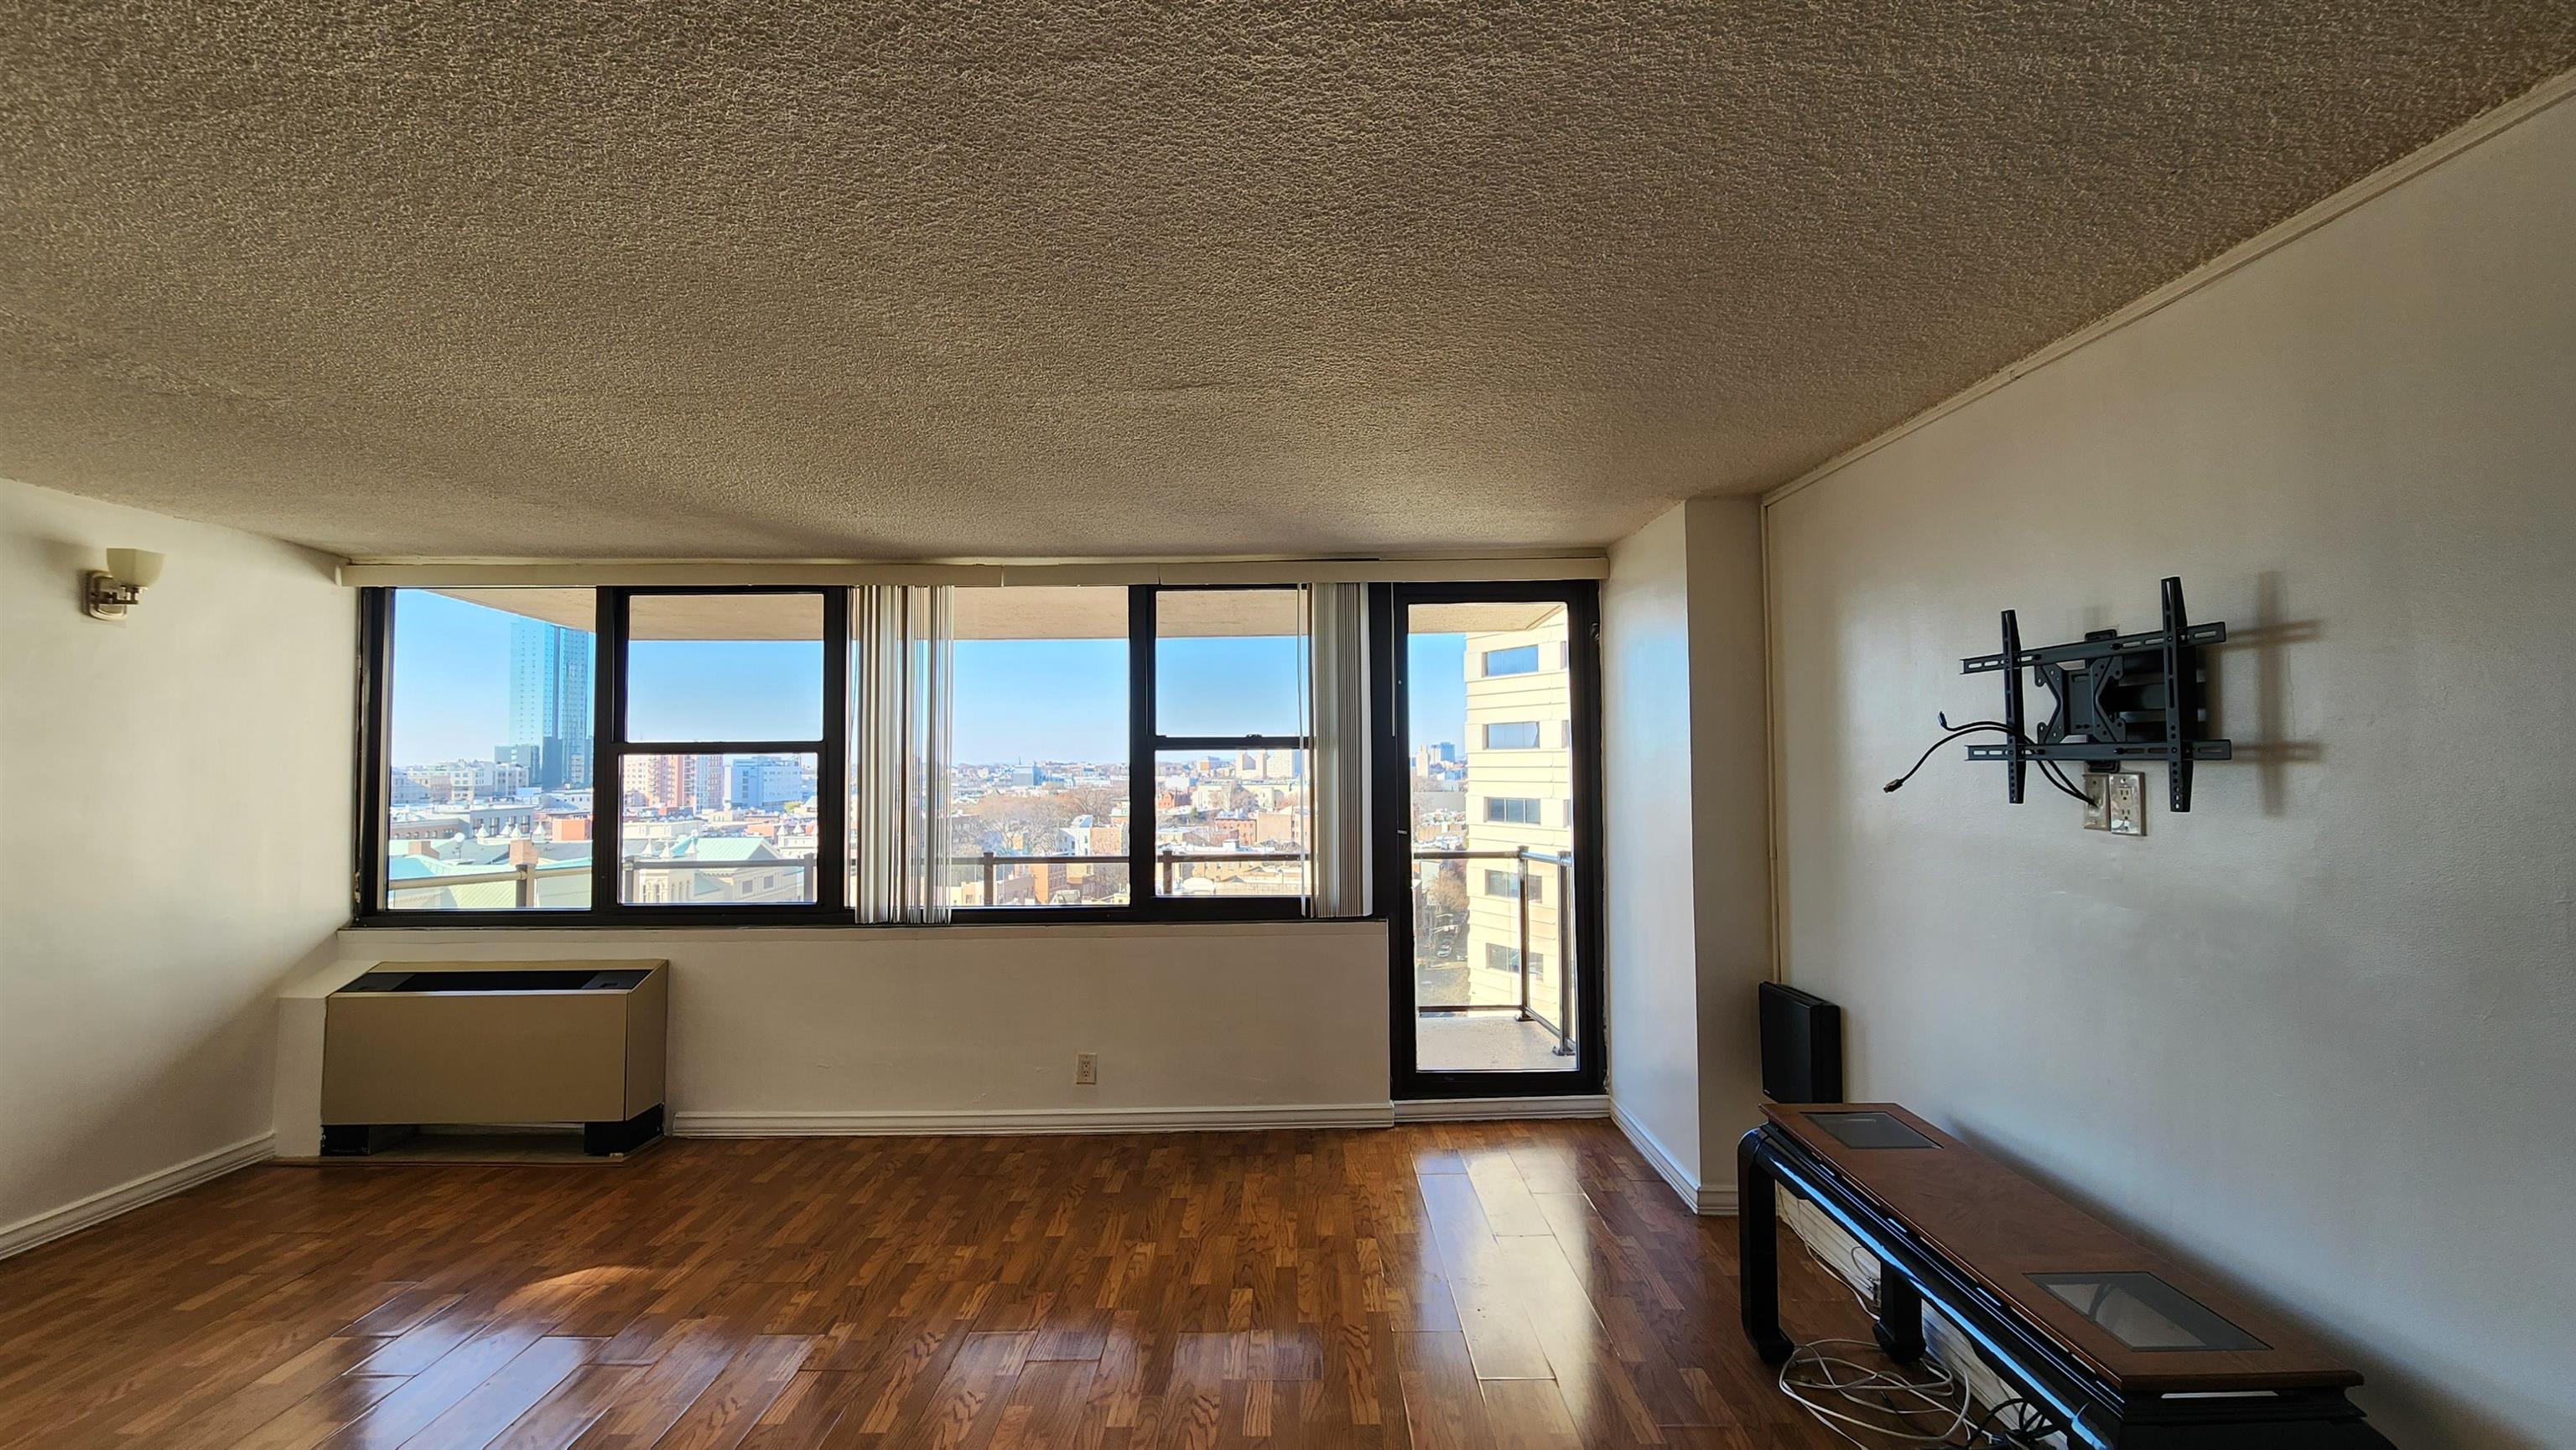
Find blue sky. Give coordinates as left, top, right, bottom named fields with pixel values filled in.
left=388, top=591, right=1469, bottom=765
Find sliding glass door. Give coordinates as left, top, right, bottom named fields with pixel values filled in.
left=1379, top=583, right=1604, bottom=1099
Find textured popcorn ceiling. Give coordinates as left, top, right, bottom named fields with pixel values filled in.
left=3, top=3, right=2570, bottom=561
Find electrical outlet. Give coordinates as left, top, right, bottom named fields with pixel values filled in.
left=2083, top=772, right=2145, bottom=836
left=1074, top=1052, right=1098, bottom=1086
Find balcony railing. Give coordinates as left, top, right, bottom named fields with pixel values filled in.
left=385, top=858, right=590, bottom=908
left=949, top=850, right=1306, bottom=905
left=953, top=845, right=1578, bottom=1058
left=385, top=857, right=818, bottom=907
left=1411, top=847, right=1577, bottom=1058
left=620, top=857, right=818, bottom=904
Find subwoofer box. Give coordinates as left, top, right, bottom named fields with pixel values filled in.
left=322, top=959, right=667, bottom=1154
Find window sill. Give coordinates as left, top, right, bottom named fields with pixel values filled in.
left=339, top=917, right=1386, bottom=943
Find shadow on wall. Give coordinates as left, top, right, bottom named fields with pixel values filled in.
left=31, top=534, right=105, bottom=615
left=2223, top=569, right=2325, bottom=817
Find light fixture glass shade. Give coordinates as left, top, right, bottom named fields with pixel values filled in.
left=105, top=548, right=166, bottom=588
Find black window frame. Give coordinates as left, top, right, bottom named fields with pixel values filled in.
left=1379, top=579, right=1607, bottom=1101
left=356, top=581, right=1330, bottom=929
left=955, top=584, right=1311, bottom=924
left=599, top=587, right=847, bottom=919
left=354, top=585, right=850, bottom=928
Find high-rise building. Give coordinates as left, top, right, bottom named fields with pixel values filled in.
left=505, top=617, right=593, bottom=789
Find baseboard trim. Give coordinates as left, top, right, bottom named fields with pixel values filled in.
left=1609, top=1101, right=1737, bottom=1215
left=1392, top=1094, right=1609, bottom=1122
left=673, top=1102, right=1397, bottom=1137
left=0, top=1131, right=276, bottom=1261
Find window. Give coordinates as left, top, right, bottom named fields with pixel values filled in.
left=363, top=586, right=848, bottom=920
left=625, top=593, right=823, bottom=742
left=1147, top=589, right=1310, bottom=906
left=381, top=589, right=596, bottom=912
left=948, top=587, right=1131, bottom=909
left=363, top=579, right=1599, bottom=939
left=609, top=592, right=838, bottom=908
left=618, top=752, right=822, bottom=903
left=1483, top=943, right=1542, bottom=974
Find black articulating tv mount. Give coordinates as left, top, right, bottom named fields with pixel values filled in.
left=1960, top=576, right=2231, bottom=812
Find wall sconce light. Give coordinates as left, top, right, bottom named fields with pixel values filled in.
left=86, top=548, right=167, bottom=621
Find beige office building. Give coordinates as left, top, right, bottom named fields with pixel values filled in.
left=1459, top=608, right=1574, bottom=1016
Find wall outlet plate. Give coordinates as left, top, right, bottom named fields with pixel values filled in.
left=2084, top=772, right=2145, bottom=836
left=1074, top=1052, right=1098, bottom=1086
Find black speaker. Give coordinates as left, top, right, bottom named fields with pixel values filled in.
left=1758, top=982, right=1843, bottom=1103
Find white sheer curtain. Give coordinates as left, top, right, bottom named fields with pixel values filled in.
left=1304, top=582, right=1372, bottom=917
left=851, top=585, right=953, bottom=923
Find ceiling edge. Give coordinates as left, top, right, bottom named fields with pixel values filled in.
left=336, top=554, right=1611, bottom=588
left=1757, top=65, right=2576, bottom=515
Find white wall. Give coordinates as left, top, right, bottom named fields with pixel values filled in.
left=0, top=476, right=353, bottom=1247
left=1603, top=505, right=1705, bottom=1186
left=1602, top=497, right=1771, bottom=1203
left=1766, top=92, right=2576, bottom=1449
left=1680, top=499, right=1772, bottom=1177
left=329, top=921, right=1389, bottom=1137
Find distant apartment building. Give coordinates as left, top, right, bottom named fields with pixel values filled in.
left=727, top=755, right=808, bottom=811
left=1461, top=613, right=1573, bottom=1009
left=400, top=757, right=530, bottom=804
left=622, top=753, right=707, bottom=813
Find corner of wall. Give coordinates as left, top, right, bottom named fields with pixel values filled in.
left=2, top=476, right=352, bottom=1247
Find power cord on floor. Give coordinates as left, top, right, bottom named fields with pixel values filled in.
left=1781, top=1235, right=2069, bottom=1448
left=1961, top=1396, right=2068, bottom=1447
left=1777, top=1338, right=1976, bottom=1447
left=1780, top=1339, right=2070, bottom=1449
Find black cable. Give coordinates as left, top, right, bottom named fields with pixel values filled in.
left=1883, top=720, right=2091, bottom=805
left=1932, top=715, right=2091, bottom=803
left=1960, top=1395, right=2064, bottom=1447
left=1933, top=716, right=2090, bottom=803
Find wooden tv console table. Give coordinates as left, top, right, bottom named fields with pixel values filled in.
left=1738, top=1104, right=2395, bottom=1447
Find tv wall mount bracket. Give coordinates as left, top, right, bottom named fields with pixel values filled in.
left=1960, top=576, right=2231, bottom=812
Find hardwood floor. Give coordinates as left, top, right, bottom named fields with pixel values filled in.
left=0, top=1122, right=1876, bottom=1449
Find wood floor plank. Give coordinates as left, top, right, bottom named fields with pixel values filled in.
left=0, top=1126, right=1883, bottom=1450
left=1392, top=1333, right=1493, bottom=1450
left=984, top=1359, right=1100, bottom=1450
left=730, top=1372, right=854, bottom=1450
left=145, top=1335, right=387, bottom=1450
left=225, top=1375, right=409, bottom=1450
left=483, top=1367, right=651, bottom=1450
left=1478, top=1380, right=1583, bottom=1450
left=643, top=1334, right=809, bottom=1450
left=895, top=1330, right=1034, bottom=1450
left=399, top=1336, right=600, bottom=1450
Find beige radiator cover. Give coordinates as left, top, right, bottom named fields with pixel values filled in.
left=321, top=959, right=667, bottom=1125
